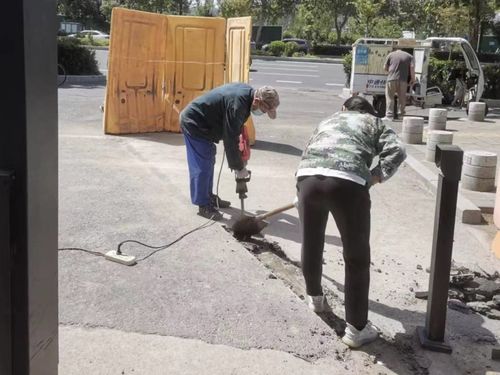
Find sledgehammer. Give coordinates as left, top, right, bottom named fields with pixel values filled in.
left=232, top=202, right=295, bottom=238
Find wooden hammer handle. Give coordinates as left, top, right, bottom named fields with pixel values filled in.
left=256, top=203, right=296, bottom=221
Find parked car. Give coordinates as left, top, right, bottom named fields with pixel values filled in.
left=262, top=38, right=310, bottom=53
left=68, top=30, right=109, bottom=40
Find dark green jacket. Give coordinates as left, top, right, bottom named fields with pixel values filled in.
left=180, top=83, right=254, bottom=171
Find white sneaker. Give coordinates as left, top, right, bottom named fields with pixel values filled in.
left=381, top=116, right=393, bottom=121
left=342, top=322, right=379, bottom=348
left=306, top=295, right=332, bottom=313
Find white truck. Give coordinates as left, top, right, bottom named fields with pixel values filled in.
left=349, top=37, right=485, bottom=117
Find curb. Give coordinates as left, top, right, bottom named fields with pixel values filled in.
left=483, top=98, right=500, bottom=108
left=61, top=75, right=107, bottom=85
left=252, top=55, right=343, bottom=64
left=404, top=153, right=483, bottom=224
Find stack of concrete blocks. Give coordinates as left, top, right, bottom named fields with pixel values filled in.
left=493, top=182, right=500, bottom=258
left=461, top=151, right=497, bottom=192
left=401, top=116, right=424, bottom=144
left=468, top=102, right=486, bottom=122
left=428, top=108, right=448, bottom=130
left=426, top=131, right=453, bottom=162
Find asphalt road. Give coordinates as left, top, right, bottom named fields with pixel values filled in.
left=250, top=59, right=346, bottom=92
left=93, top=49, right=345, bottom=93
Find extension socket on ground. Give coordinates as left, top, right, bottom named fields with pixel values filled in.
left=105, top=251, right=137, bottom=266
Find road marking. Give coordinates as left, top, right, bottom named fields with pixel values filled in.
left=276, top=80, right=302, bottom=84
left=325, top=83, right=344, bottom=86
left=255, top=62, right=319, bottom=69
left=256, top=66, right=318, bottom=72
left=253, top=72, right=320, bottom=78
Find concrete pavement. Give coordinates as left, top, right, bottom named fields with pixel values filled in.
left=58, top=85, right=500, bottom=374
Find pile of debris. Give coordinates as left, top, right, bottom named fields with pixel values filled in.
left=446, top=265, right=500, bottom=319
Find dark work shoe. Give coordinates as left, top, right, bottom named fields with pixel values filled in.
left=210, top=194, right=231, bottom=208
left=198, top=205, right=223, bottom=221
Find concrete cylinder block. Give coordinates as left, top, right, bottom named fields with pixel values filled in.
left=428, top=108, right=447, bottom=130
left=468, top=102, right=486, bottom=122
left=425, top=131, right=453, bottom=162
left=462, top=164, right=497, bottom=179
left=462, top=150, right=498, bottom=192
left=402, top=116, right=425, bottom=133
left=461, top=175, right=495, bottom=192
left=495, top=183, right=500, bottom=229
left=425, top=149, right=436, bottom=162
left=463, top=150, right=497, bottom=167
left=402, top=133, right=423, bottom=144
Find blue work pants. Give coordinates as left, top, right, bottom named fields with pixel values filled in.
left=183, top=132, right=216, bottom=207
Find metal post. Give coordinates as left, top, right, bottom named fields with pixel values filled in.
left=417, top=144, right=463, bottom=353
left=0, top=170, right=14, bottom=375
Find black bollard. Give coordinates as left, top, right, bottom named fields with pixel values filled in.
left=417, top=144, right=463, bottom=353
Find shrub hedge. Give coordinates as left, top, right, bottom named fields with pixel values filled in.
left=311, top=44, right=351, bottom=56
left=58, top=37, right=100, bottom=75
left=266, top=41, right=286, bottom=56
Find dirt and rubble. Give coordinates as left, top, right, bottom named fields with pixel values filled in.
left=229, top=229, right=432, bottom=374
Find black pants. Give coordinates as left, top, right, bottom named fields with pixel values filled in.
left=297, top=175, right=371, bottom=330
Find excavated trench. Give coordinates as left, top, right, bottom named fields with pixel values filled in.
left=226, top=227, right=431, bottom=375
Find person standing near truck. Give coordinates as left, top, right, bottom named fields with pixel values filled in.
left=384, top=48, right=415, bottom=119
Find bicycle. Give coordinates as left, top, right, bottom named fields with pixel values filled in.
left=57, top=63, right=67, bottom=87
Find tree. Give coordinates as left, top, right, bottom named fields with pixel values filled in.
left=217, top=0, right=252, bottom=17
left=100, top=0, right=192, bottom=21
left=58, top=0, right=107, bottom=29
left=352, top=0, right=384, bottom=37
left=306, top=0, right=356, bottom=45
left=193, top=0, right=216, bottom=16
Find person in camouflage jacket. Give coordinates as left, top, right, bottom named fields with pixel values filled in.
left=296, top=96, right=406, bottom=348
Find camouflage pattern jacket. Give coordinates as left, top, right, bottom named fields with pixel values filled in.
left=297, top=111, right=406, bottom=185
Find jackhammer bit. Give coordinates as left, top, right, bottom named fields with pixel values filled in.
left=235, top=172, right=251, bottom=216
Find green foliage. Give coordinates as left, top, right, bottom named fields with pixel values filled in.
left=218, top=0, right=252, bottom=17
left=353, top=0, right=383, bottom=37
left=58, top=0, right=107, bottom=29
left=483, top=64, right=500, bottom=99
left=267, top=41, right=286, bottom=56
left=427, top=57, right=462, bottom=99
left=343, top=52, right=352, bottom=86
left=100, top=0, right=192, bottom=20
left=282, top=31, right=294, bottom=39
left=77, top=37, right=110, bottom=47
left=369, top=17, right=403, bottom=38
left=58, top=37, right=100, bottom=75
left=283, top=41, right=298, bottom=56
left=311, top=44, right=351, bottom=56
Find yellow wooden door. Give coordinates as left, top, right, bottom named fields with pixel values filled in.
left=163, top=16, right=226, bottom=132
left=225, top=17, right=255, bottom=144
left=104, top=8, right=167, bottom=134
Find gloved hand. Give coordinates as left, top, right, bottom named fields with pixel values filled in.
left=235, top=167, right=251, bottom=180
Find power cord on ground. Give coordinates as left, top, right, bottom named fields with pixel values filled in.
left=59, top=147, right=228, bottom=265
left=58, top=218, right=215, bottom=265
left=214, top=148, right=226, bottom=209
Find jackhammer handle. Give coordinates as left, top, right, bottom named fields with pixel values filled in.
left=255, top=203, right=296, bottom=221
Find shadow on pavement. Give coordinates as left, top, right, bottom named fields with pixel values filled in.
left=323, top=274, right=500, bottom=374
left=223, top=207, right=342, bottom=246
left=120, top=132, right=185, bottom=146
left=252, top=140, right=303, bottom=156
